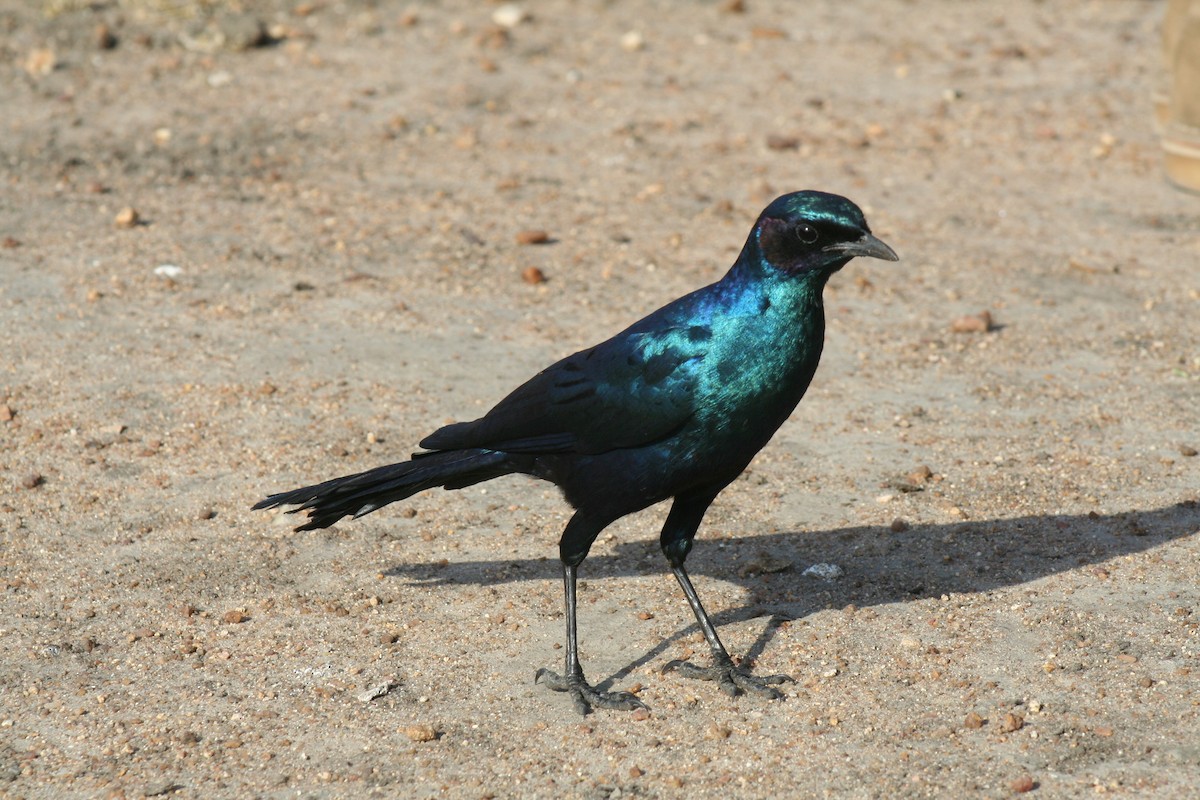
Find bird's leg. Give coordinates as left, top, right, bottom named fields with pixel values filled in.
left=535, top=510, right=647, bottom=714
left=659, top=494, right=793, bottom=699
left=535, top=562, right=647, bottom=715
left=665, top=562, right=793, bottom=698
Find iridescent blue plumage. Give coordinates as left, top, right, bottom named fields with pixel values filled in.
left=254, top=191, right=898, bottom=714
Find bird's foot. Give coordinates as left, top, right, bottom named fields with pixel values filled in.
left=535, top=668, right=648, bottom=715
left=663, top=654, right=793, bottom=699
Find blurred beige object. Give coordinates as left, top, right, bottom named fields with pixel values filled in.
left=1163, top=0, right=1200, bottom=192
left=1155, top=0, right=1193, bottom=128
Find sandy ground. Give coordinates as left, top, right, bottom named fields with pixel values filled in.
left=2, top=0, right=1199, bottom=797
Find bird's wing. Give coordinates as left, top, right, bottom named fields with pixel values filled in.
left=419, top=325, right=710, bottom=455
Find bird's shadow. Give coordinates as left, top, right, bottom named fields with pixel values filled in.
left=383, top=501, right=1199, bottom=691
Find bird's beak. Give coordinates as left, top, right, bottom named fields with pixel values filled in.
left=824, top=232, right=899, bottom=262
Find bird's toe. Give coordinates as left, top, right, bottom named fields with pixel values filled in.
left=664, top=656, right=792, bottom=700
left=535, top=668, right=647, bottom=715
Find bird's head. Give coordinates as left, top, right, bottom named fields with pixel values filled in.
left=753, top=191, right=898, bottom=276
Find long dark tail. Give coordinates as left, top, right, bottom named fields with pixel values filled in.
left=252, top=449, right=517, bottom=531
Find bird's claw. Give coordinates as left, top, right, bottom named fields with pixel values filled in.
left=535, top=668, right=648, bottom=715
left=663, top=655, right=794, bottom=699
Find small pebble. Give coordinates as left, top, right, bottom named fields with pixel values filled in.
left=751, top=27, right=786, bottom=39
left=522, top=266, right=547, bottom=284
left=738, top=553, right=793, bottom=576
left=23, top=48, right=56, bottom=77
left=890, top=518, right=910, bottom=533
left=964, top=711, right=984, bottom=729
left=631, top=707, right=650, bottom=721
left=357, top=682, right=395, bottom=702
left=908, top=465, right=934, bottom=484
left=766, top=134, right=800, bottom=151
left=20, top=472, right=44, bottom=490
left=0, top=404, right=13, bottom=421
left=402, top=724, right=438, bottom=742
left=1179, top=444, right=1197, bottom=457
left=223, top=610, right=248, bottom=624
left=628, top=766, right=643, bottom=778
left=1000, top=712, right=1024, bottom=732
left=1010, top=775, right=1036, bottom=793
left=705, top=723, right=732, bottom=739
left=94, top=23, right=118, bottom=50
left=197, top=508, right=216, bottom=520
left=950, top=310, right=994, bottom=333
left=802, top=563, right=844, bottom=581
left=217, top=12, right=268, bottom=51
left=491, top=4, right=525, bottom=28
left=516, top=230, right=550, bottom=245
left=114, top=207, right=140, bottom=228
left=620, top=30, right=644, bottom=51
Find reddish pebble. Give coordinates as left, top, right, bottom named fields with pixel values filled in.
left=950, top=310, right=994, bottom=333
left=515, top=229, right=550, bottom=245
left=1010, top=775, right=1036, bottom=793
left=963, top=711, right=984, bottom=729
left=223, top=610, right=248, bottom=624
left=522, top=266, right=546, bottom=284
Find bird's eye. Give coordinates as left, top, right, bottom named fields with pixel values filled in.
left=794, top=223, right=819, bottom=244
